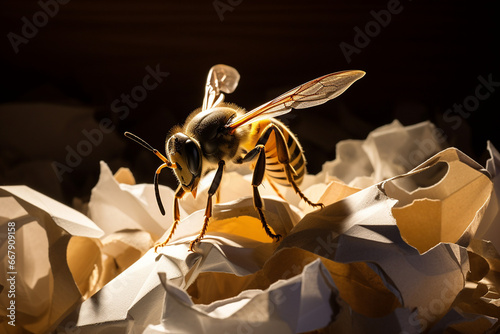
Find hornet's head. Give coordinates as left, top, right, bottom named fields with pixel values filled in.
left=167, top=133, right=202, bottom=197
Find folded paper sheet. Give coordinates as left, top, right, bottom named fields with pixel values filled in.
left=0, top=186, right=103, bottom=333
left=1, top=121, right=499, bottom=333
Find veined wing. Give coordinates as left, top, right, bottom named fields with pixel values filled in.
left=202, top=64, right=241, bottom=111
left=226, top=70, right=365, bottom=131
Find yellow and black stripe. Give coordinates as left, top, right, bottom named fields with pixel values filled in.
left=242, top=119, right=306, bottom=187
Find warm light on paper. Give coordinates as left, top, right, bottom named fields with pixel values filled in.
left=0, top=186, right=103, bottom=333
left=1, top=121, right=499, bottom=333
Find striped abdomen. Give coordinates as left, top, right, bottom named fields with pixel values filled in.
left=243, top=119, right=306, bottom=187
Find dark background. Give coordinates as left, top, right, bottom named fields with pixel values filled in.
left=0, top=0, right=498, bottom=205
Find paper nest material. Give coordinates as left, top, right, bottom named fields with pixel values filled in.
left=1, top=120, right=500, bottom=333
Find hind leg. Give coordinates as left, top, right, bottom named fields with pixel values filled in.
left=243, top=123, right=323, bottom=208
left=243, top=145, right=282, bottom=240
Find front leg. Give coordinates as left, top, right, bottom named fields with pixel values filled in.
left=189, top=160, right=225, bottom=251
left=154, top=185, right=185, bottom=252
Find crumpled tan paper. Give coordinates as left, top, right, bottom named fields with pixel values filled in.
left=2, top=120, right=499, bottom=333
left=0, top=181, right=155, bottom=333
left=0, top=186, right=103, bottom=333
left=387, top=148, right=491, bottom=253
left=474, top=141, right=500, bottom=252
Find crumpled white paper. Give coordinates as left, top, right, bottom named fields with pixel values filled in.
left=56, top=121, right=498, bottom=333
left=315, top=120, right=448, bottom=188
left=153, top=258, right=337, bottom=334
left=474, top=141, right=500, bottom=252
left=2, top=120, right=499, bottom=334
left=0, top=185, right=103, bottom=333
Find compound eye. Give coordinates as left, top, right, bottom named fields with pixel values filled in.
left=185, top=139, right=201, bottom=175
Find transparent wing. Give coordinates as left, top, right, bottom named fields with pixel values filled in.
left=202, top=64, right=241, bottom=111
left=226, top=70, right=365, bottom=130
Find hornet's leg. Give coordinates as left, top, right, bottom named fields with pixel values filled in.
left=244, top=124, right=324, bottom=209
left=189, top=160, right=225, bottom=251
left=241, top=145, right=282, bottom=241
left=154, top=185, right=185, bottom=252
left=215, top=186, right=221, bottom=204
